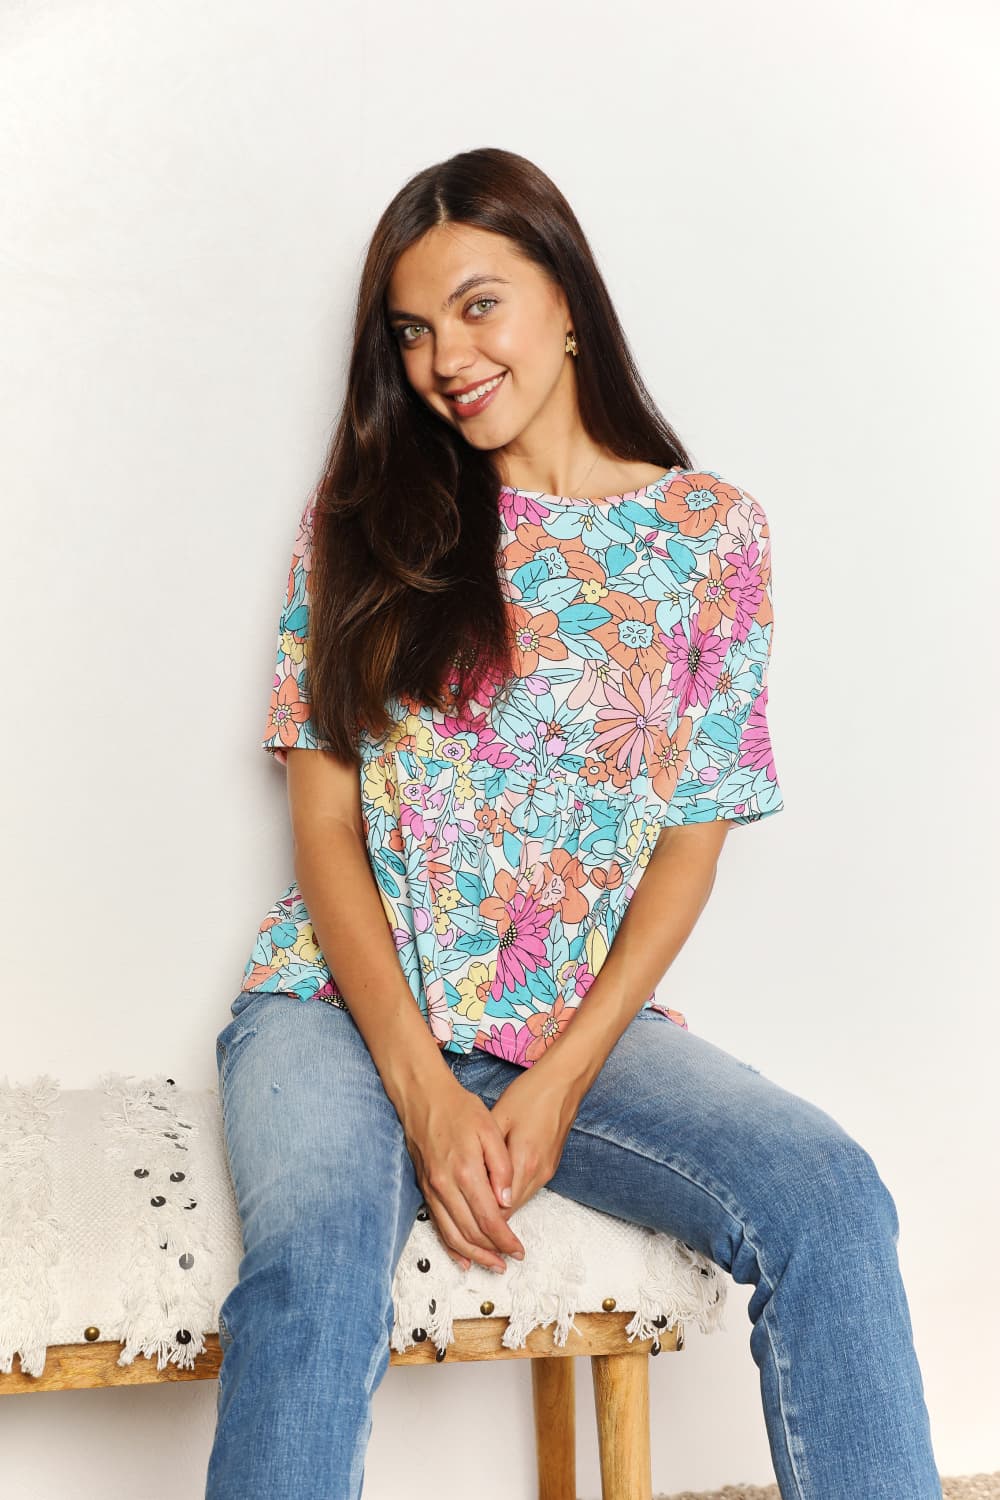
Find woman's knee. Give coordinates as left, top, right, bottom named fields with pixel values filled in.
left=769, top=1116, right=901, bottom=1255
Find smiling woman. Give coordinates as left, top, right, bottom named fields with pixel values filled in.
left=210, top=147, right=943, bottom=1500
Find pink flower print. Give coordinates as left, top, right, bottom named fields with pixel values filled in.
left=479, top=1020, right=533, bottom=1066
left=739, top=685, right=779, bottom=781
left=498, top=487, right=551, bottom=530
left=591, top=667, right=673, bottom=780
left=662, top=618, right=727, bottom=718
left=424, top=978, right=454, bottom=1045
left=481, top=871, right=554, bottom=991
left=398, top=780, right=448, bottom=840
left=566, top=658, right=614, bottom=714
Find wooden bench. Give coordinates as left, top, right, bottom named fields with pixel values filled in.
left=0, top=1073, right=725, bottom=1500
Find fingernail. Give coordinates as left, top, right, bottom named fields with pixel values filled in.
left=501, top=1187, right=512, bottom=1206
left=513, top=1250, right=525, bottom=1261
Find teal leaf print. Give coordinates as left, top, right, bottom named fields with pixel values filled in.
left=558, top=603, right=613, bottom=635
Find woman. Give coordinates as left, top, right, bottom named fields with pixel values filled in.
left=207, top=148, right=941, bottom=1499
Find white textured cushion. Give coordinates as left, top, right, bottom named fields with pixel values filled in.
left=0, top=1074, right=727, bottom=1379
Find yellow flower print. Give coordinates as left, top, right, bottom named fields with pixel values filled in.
left=279, top=629, right=306, bottom=665
left=293, top=923, right=325, bottom=966
left=579, top=578, right=608, bottom=604
left=454, top=961, right=494, bottom=1022
left=386, top=714, right=435, bottom=757
left=455, top=773, right=475, bottom=802
left=436, top=736, right=471, bottom=770
left=623, top=816, right=648, bottom=859
left=362, top=756, right=397, bottom=817
left=433, top=886, right=462, bottom=934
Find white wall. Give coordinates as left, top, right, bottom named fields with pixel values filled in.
left=2, top=1, right=996, bottom=1494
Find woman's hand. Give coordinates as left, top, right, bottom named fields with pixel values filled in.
left=486, top=1065, right=582, bottom=1215
left=399, top=1075, right=526, bottom=1274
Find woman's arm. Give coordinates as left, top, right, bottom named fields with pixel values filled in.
left=480, top=822, right=731, bottom=1214
left=286, top=749, right=525, bottom=1271
left=526, top=821, right=731, bottom=1104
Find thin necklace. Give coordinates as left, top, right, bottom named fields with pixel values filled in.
left=567, top=451, right=601, bottom=498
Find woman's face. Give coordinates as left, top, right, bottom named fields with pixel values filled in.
left=386, top=222, right=576, bottom=453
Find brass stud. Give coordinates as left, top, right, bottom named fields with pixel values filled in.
left=417, top=1257, right=430, bottom=1272
left=650, top=1339, right=662, bottom=1356
left=435, top=1346, right=446, bottom=1361
left=601, top=1296, right=616, bottom=1312
left=84, top=1326, right=100, bottom=1341
left=479, top=1300, right=494, bottom=1316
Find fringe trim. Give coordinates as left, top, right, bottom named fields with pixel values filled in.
left=100, top=1072, right=217, bottom=1372
left=623, top=1233, right=729, bottom=1345
left=389, top=1189, right=728, bottom=1359
left=0, top=1076, right=62, bottom=1378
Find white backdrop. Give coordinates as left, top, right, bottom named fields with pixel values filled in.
left=2, top=1, right=996, bottom=1494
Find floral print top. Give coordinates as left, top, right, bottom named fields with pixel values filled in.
left=240, top=467, right=784, bottom=1068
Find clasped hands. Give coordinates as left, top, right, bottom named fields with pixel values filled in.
left=402, top=1063, right=582, bottom=1274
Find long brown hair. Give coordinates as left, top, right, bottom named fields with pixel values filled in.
left=305, top=146, right=695, bottom=763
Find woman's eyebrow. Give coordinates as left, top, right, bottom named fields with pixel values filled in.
left=387, top=274, right=510, bottom=324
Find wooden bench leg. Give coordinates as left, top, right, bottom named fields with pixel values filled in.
left=590, top=1350, right=652, bottom=1500
left=531, top=1355, right=576, bottom=1500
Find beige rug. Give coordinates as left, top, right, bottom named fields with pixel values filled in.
left=658, top=1477, right=1000, bottom=1499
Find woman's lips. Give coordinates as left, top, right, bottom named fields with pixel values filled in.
left=445, top=371, right=506, bottom=419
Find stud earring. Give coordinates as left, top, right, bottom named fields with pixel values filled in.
left=565, top=332, right=578, bottom=357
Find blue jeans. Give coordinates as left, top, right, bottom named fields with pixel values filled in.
left=205, top=991, right=941, bottom=1500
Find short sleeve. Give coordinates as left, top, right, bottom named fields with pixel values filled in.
left=664, top=489, right=785, bottom=827
left=260, top=489, right=335, bottom=765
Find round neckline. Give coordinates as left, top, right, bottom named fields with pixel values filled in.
left=498, top=466, right=681, bottom=507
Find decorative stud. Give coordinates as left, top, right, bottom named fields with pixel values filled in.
left=416, top=1258, right=430, bottom=1272
left=175, top=1329, right=192, bottom=1344
left=159, top=1240, right=168, bottom=1250
left=84, top=1326, right=100, bottom=1341
left=650, top=1340, right=661, bottom=1356
left=133, top=1168, right=149, bottom=1178
left=601, top=1297, right=617, bottom=1312
left=416, top=1207, right=430, bottom=1221
left=700, top=1267, right=710, bottom=1276
left=179, top=1253, right=194, bottom=1270
left=411, top=1328, right=427, bottom=1342
left=479, top=1300, right=494, bottom=1316
left=162, top=1131, right=180, bottom=1140
left=182, top=1199, right=197, bottom=1209
left=150, top=1196, right=166, bottom=1207
left=170, top=1171, right=186, bottom=1182
left=435, top=1347, right=446, bottom=1362
left=166, top=1078, right=176, bottom=1085
left=652, top=1314, right=668, bottom=1328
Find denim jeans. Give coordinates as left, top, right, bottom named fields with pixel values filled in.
left=205, top=990, right=941, bottom=1500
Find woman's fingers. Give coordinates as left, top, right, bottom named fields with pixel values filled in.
left=423, top=1186, right=506, bottom=1272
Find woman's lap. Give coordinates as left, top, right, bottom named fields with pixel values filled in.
left=214, top=993, right=941, bottom=1500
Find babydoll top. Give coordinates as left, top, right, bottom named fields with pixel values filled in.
left=239, top=466, right=785, bottom=1068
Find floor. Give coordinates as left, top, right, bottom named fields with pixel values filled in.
left=657, top=1478, right=1000, bottom=1500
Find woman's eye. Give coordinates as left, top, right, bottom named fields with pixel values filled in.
left=394, top=298, right=498, bottom=347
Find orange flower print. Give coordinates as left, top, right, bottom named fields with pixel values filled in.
left=524, top=995, right=574, bottom=1062
left=655, top=471, right=742, bottom=539
left=646, top=717, right=693, bottom=806
left=266, top=672, right=314, bottom=752
left=502, top=525, right=605, bottom=588
left=538, top=847, right=590, bottom=924
left=591, top=593, right=665, bottom=677
left=509, top=603, right=568, bottom=677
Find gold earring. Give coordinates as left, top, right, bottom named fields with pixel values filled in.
left=565, top=332, right=578, bottom=357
